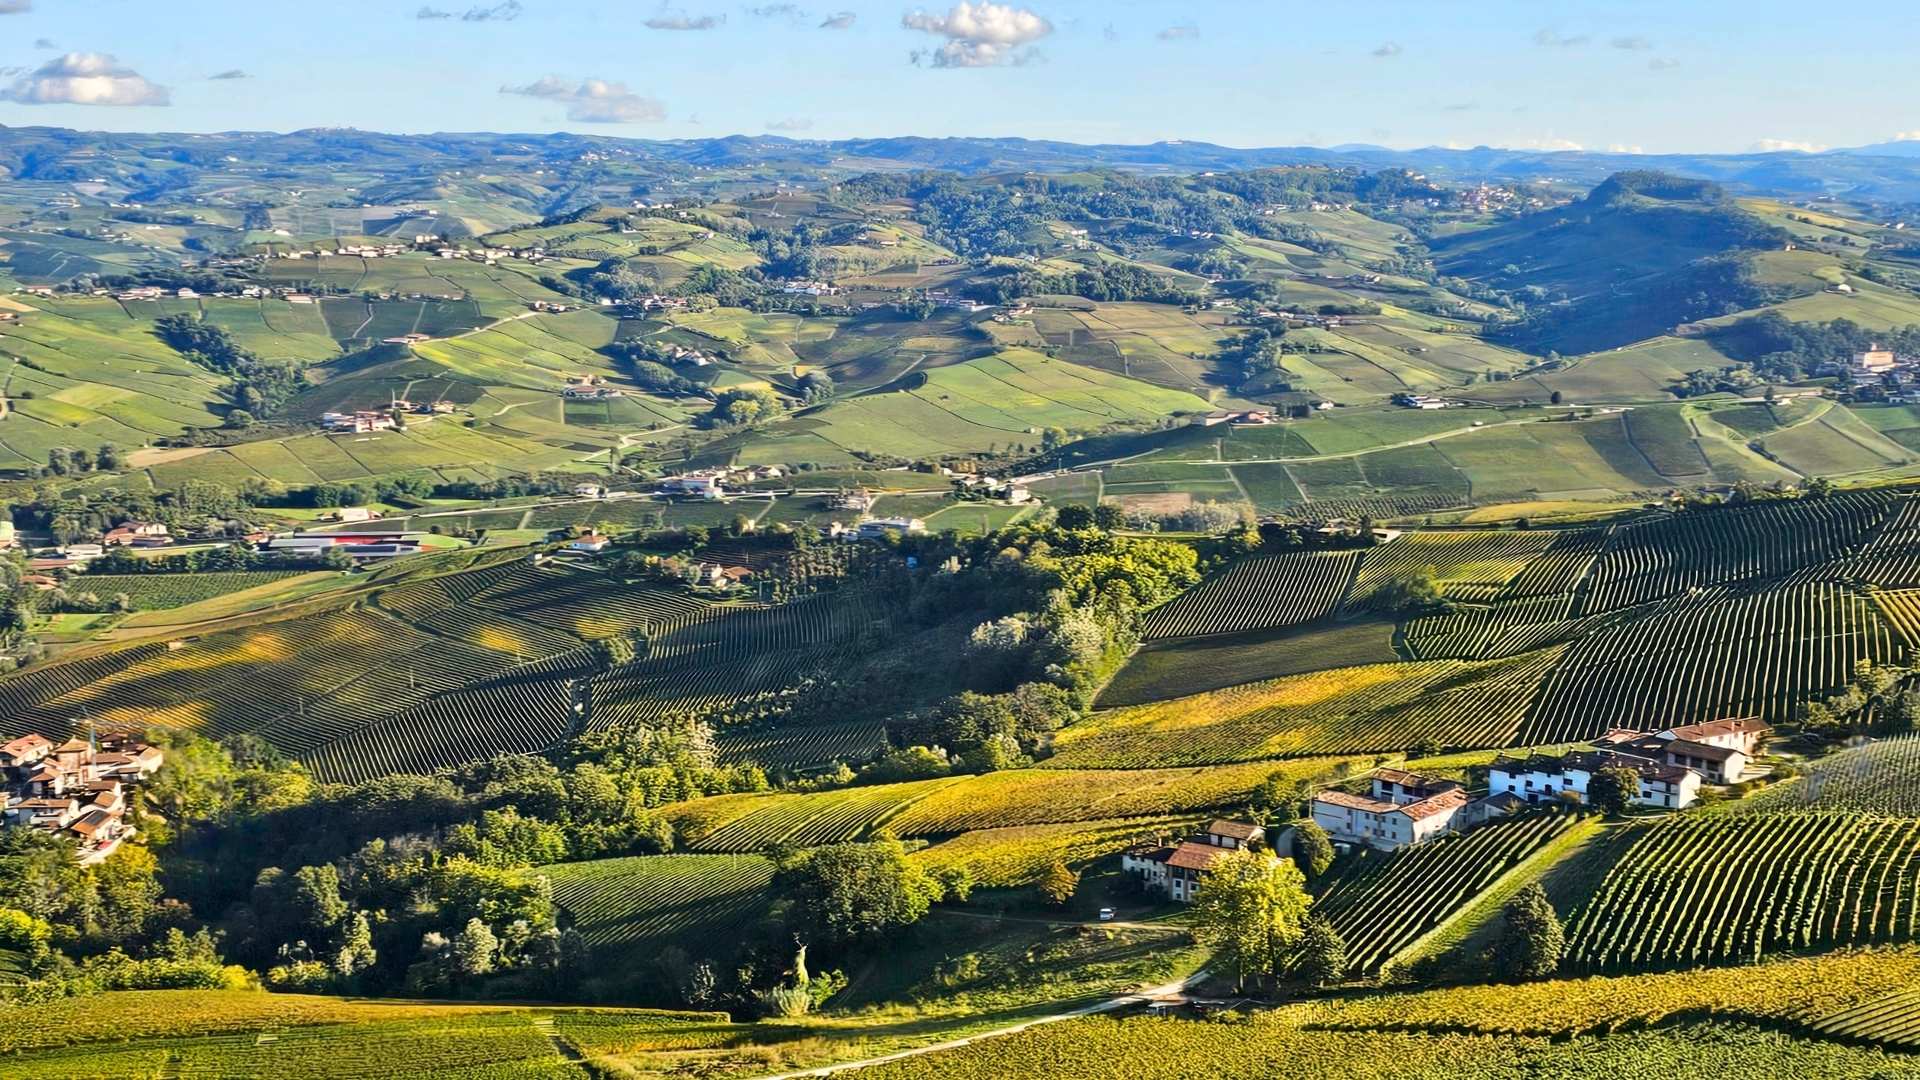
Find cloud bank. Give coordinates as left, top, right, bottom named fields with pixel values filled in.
left=904, top=2, right=1052, bottom=68
left=1, top=53, right=170, bottom=106
left=501, top=77, right=665, bottom=123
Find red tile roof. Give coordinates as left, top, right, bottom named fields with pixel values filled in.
left=1402, top=788, right=1470, bottom=821
left=1314, top=790, right=1397, bottom=814
left=1665, top=717, right=1771, bottom=741
left=1205, top=819, right=1263, bottom=841
left=1164, top=842, right=1228, bottom=872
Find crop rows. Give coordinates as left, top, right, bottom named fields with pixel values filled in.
left=1314, top=812, right=1574, bottom=974
left=1048, top=650, right=1561, bottom=768
left=0, top=643, right=170, bottom=740
left=1140, top=551, right=1357, bottom=639
left=1809, top=987, right=1920, bottom=1049
left=1401, top=594, right=1582, bottom=660
left=1564, top=812, right=1920, bottom=972
left=1742, top=734, right=1920, bottom=815
left=62, top=571, right=306, bottom=610
left=1350, top=530, right=1562, bottom=607
left=303, top=664, right=582, bottom=784
left=713, top=719, right=889, bottom=768
left=1520, top=581, right=1902, bottom=745
left=1576, top=493, right=1890, bottom=614
left=1494, top=528, right=1607, bottom=599
left=542, top=854, right=775, bottom=958
left=909, top=816, right=1190, bottom=889
left=683, top=778, right=962, bottom=851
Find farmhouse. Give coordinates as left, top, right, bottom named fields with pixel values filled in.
left=103, top=521, right=170, bottom=547
left=1122, top=819, right=1268, bottom=902
left=1489, top=747, right=1703, bottom=810
left=572, top=483, right=606, bottom=499
left=659, top=471, right=727, bottom=499
left=1191, top=409, right=1275, bottom=427
left=321, top=411, right=396, bottom=434
left=1392, top=393, right=1450, bottom=410
left=566, top=533, right=611, bottom=554
left=2, top=732, right=162, bottom=865
left=856, top=517, right=926, bottom=539
left=1312, top=778, right=1470, bottom=852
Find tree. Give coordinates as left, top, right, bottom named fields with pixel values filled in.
left=1189, top=849, right=1312, bottom=991
left=1373, top=566, right=1445, bottom=613
left=1588, top=766, right=1641, bottom=817
left=1491, top=883, right=1563, bottom=980
left=1039, top=859, right=1079, bottom=906
left=776, top=837, right=941, bottom=949
left=1294, top=914, right=1347, bottom=987
left=451, top=917, right=497, bottom=979
left=1292, top=820, right=1335, bottom=880
left=333, top=911, right=377, bottom=978
left=225, top=409, right=255, bottom=429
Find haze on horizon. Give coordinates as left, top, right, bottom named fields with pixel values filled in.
left=0, top=0, right=1914, bottom=156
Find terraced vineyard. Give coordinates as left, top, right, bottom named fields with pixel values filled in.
left=1575, top=494, right=1892, bottom=615
left=542, top=854, right=776, bottom=960
left=1313, top=812, right=1576, bottom=974
left=1564, top=812, right=1920, bottom=972
left=1349, top=530, right=1563, bottom=607
left=1050, top=650, right=1562, bottom=767
left=1519, top=580, right=1902, bottom=744
left=1140, top=551, right=1358, bottom=639
left=1742, top=734, right=1920, bottom=815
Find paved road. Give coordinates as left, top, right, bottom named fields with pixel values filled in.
left=753, top=966, right=1211, bottom=1080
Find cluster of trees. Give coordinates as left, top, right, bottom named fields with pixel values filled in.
left=154, top=314, right=303, bottom=419
left=1708, top=314, right=1920, bottom=383
left=977, top=261, right=1200, bottom=306
left=604, top=340, right=708, bottom=396
left=1795, top=659, right=1918, bottom=739
left=1214, top=327, right=1286, bottom=391
left=699, top=386, right=787, bottom=428
left=36, top=444, right=123, bottom=478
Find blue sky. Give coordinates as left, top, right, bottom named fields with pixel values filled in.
left=0, top=0, right=1913, bottom=153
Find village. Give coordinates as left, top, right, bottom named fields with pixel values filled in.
left=0, top=731, right=164, bottom=866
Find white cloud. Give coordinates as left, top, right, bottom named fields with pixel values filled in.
left=500, top=77, right=666, bottom=124
left=417, top=1, right=521, bottom=20
left=1370, top=41, right=1402, bottom=58
left=0, top=53, right=170, bottom=107
left=1750, top=138, right=1826, bottom=153
left=767, top=116, right=813, bottom=131
left=1610, top=35, right=1652, bottom=50
left=0, top=0, right=31, bottom=13
left=1510, top=136, right=1584, bottom=152
left=1648, top=57, right=1680, bottom=70
left=904, top=2, right=1053, bottom=68
left=748, top=3, right=804, bottom=18
left=1606, top=143, right=1646, bottom=154
left=1156, top=24, right=1199, bottom=41
left=645, top=11, right=724, bottom=30
left=1533, top=28, right=1589, bottom=48
left=1892, top=130, right=1920, bottom=142
left=819, top=10, right=855, bottom=28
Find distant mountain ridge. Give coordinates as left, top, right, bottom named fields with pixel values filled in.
left=5, top=126, right=1920, bottom=201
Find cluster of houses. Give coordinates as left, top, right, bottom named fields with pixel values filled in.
left=562, top=378, right=626, bottom=401
left=781, top=281, right=841, bottom=297
left=321, top=410, right=398, bottom=434
left=1192, top=408, right=1279, bottom=427
left=1, top=732, right=163, bottom=865
left=656, top=466, right=787, bottom=500
left=1391, top=393, right=1454, bottom=410
left=950, top=474, right=1032, bottom=503
left=1830, top=345, right=1920, bottom=402
left=1123, top=819, right=1268, bottom=902
left=1314, top=717, right=1770, bottom=854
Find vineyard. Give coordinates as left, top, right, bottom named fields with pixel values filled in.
left=1049, top=650, right=1562, bottom=768
left=1518, top=580, right=1903, bottom=744
left=1349, top=530, right=1563, bottom=608
left=1574, top=493, right=1892, bottom=615
left=0, top=989, right=741, bottom=1080
left=909, top=816, right=1191, bottom=889
left=1742, top=734, right=1920, bottom=815
left=662, top=760, right=1354, bottom=851
left=1140, top=551, right=1358, bottom=639
left=62, top=571, right=309, bottom=610
left=1563, top=812, right=1920, bottom=972
left=541, top=854, right=776, bottom=961
left=1311, top=812, right=1577, bottom=974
